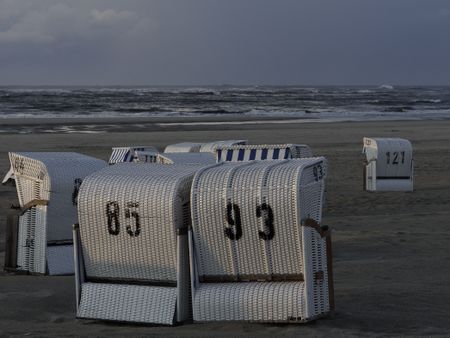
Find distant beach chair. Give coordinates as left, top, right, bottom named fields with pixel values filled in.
left=3, top=152, right=106, bottom=275
left=164, top=140, right=248, bottom=154
left=108, top=146, right=158, bottom=164
left=362, top=137, right=413, bottom=191
left=164, top=142, right=203, bottom=153
left=74, top=164, right=200, bottom=325
left=136, top=151, right=216, bottom=165
left=189, top=158, right=333, bottom=322
left=199, top=140, right=248, bottom=153
left=215, top=143, right=312, bottom=162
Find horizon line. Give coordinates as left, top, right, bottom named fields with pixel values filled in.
left=1, top=84, right=450, bottom=87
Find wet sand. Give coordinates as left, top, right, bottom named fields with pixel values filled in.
left=1, top=118, right=450, bottom=336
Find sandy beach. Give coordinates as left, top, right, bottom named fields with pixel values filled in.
left=1, top=118, right=449, bottom=337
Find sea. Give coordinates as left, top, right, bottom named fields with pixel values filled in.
left=1, top=85, right=449, bottom=121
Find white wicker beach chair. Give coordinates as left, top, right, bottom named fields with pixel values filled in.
left=74, top=163, right=201, bottom=325
left=109, top=146, right=158, bottom=164
left=189, top=158, right=333, bottom=322
left=164, top=142, right=203, bottom=153
left=199, top=140, right=248, bottom=153
left=362, top=137, right=413, bottom=191
left=215, top=143, right=312, bottom=162
left=164, top=140, right=248, bottom=154
left=5, top=152, right=106, bottom=275
left=136, top=151, right=216, bottom=165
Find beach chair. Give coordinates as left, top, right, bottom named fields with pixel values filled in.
left=135, top=151, right=216, bottom=165
left=164, top=140, right=248, bottom=154
left=4, top=152, right=106, bottom=275
left=108, top=146, right=158, bottom=164
left=215, top=143, right=312, bottom=162
left=362, top=137, right=413, bottom=191
left=164, top=142, right=203, bottom=153
left=189, top=158, right=333, bottom=322
left=199, top=140, right=248, bottom=153
left=74, top=163, right=201, bottom=324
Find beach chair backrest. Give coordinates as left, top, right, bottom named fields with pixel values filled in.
left=215, top=143, right=312, bottom=162
left=363, top=138, right=413, bottom=178
left=190, top=158, right=326, bottom=281
left=10, top=152, right=107, bottom=240
left=133, top=150, right=159, bottom=163
left=135, top=151, right=216, bottom=165
left=164, top=142, right=203, bottom=153
left=78, top=163, right=198, bottom=282
left=362, top=137, right=413, bottom=191
left=199, top=140, right=248, bottom=153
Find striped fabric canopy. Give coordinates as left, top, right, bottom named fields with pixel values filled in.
left=216, top=146, right=292, bottom=162
left=109, top=147, right=155, bottom=164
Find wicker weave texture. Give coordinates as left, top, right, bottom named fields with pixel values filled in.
left=78, top=163, right=199, bottom=282
left=16, top=210, right=29, bottom=271
left=16, top=206, right=47, bottom=274
left=77, top=282, right=177, bottom=324
left=190, top=158, right=328, bottom=322
left=10, top=152, right=107, bottom=241
left=362, top=138, right=413, bottom=191
left=193, top=282, right=306, bottom=322
left=301, top=227, right=329, bottom=318
left=137, top=152, right=216, bottom=165
left=199, top=140, right=248, bottom=153
left=164, top=142, right=203, bottom=153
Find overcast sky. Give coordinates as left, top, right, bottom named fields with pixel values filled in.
left=0, top=0, right=449, bottom=86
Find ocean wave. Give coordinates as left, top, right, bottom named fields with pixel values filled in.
left=379, top=84, right=394, bottom=90
left=176, top=87, right=221, bottom=95
left=412, top=99, right=442, bottom=104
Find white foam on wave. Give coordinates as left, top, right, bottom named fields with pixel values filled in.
left=412, top=99, right=442, bottom=103
left=155, top=115, right=427, bottom=127
left=176, top=87, right=221, bottom=95
left=2, top=107, right=450, bottom=121
left=379, top=84, right=394, bottom=90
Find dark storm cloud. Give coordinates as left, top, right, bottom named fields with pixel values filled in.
left=0, top=0, right=449, bottom=85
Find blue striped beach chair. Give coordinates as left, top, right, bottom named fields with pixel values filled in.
left=199, top=140, right=248, bottom=153
left=108, top=146, right=158, bottom=164
left=164, top=140, right=248, bottom=154
left=215, top=143, right=312, bottom=162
